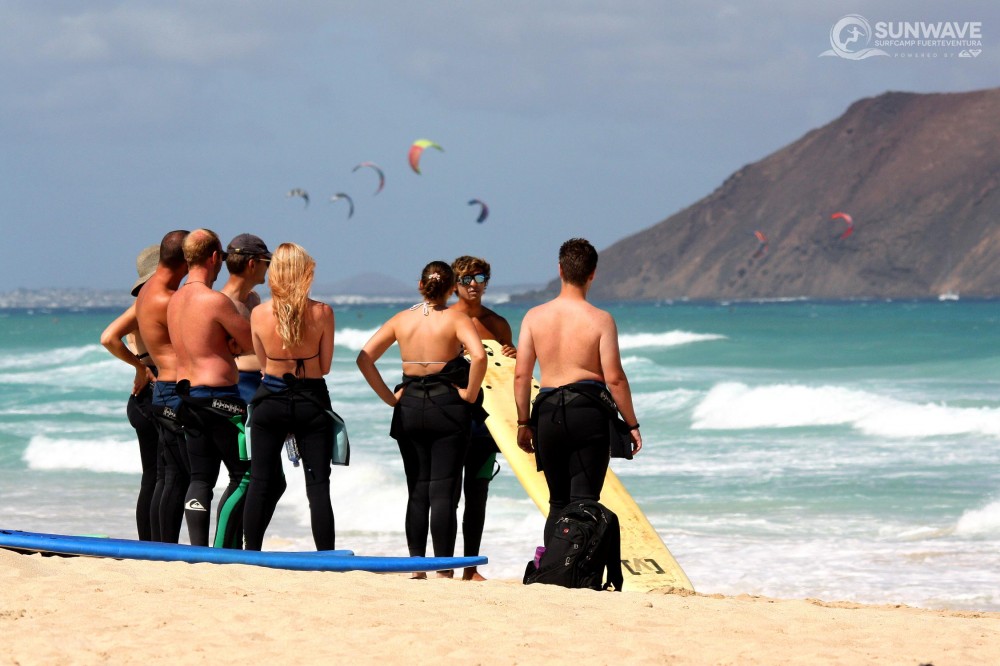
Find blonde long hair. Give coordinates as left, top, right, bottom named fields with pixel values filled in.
left=268, top=243, right=315, bottom=348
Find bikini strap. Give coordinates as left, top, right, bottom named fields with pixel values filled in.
left=266, top=350, right=321, bottom=377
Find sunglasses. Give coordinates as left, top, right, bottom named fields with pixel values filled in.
left=457, top=273, right=488, bottom=286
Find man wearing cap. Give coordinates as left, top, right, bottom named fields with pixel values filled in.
left=100, top=244, right=163, bottom=541
left=135, top=229, right=192, bottom=544
left=220, top=234, right=272, bottom=403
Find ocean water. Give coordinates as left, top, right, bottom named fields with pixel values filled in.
left=1, top=300, right=998, bottom=611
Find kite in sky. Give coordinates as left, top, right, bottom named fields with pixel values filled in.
left=330, top=193, right=354, bottom=219
left=831, top=211, right=854, bottom=239
left=287, top=188, right=310, bottom=207
left=468, top=198, right=489, bottom=224
left=752, top=230, right=768, bottom=258
left=408, top=139, right=443, bottom=174
left=352, top=162, right=385, bottom=195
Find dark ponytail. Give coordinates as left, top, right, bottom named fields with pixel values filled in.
left=419, top=261, right=455, bottom=301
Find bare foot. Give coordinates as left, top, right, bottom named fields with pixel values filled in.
left=410, top=572, right=427, bottom=580
left=435, top=569, right=455, bottom=579
left=462, top=567, right=487, bottom=581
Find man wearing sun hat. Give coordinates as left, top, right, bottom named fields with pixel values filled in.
left=136, top=229, right=193, bottom=544
left=220, top=234, right=272, bottom=402
left=100, top=244, right=166, bottom=541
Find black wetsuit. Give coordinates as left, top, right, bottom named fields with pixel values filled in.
left=531, top=380, right=613, bottom=543
left=454, top=421, right=499, bottom=558
left=150, top=380, right=191, bottom=543
left=391, top=356, right=482, bottom=558
left=176, top=382, right=250, bottom=549
left=127, top=373, right=160, bottom=542
left=243, top=369, right=336, bottom=551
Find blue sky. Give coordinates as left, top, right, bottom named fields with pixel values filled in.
left=1, top=1, right=996, bottom=290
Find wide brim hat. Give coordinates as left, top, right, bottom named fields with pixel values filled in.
left=131, top=245, right=160, bottom=297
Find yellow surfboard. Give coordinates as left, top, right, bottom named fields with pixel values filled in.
left=478, top=340, right=694, bottom=593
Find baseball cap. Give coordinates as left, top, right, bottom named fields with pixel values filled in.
left=226, top=233, right=272, bottom=260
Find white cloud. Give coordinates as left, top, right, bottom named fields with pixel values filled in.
left=4, top=3, right=278, bottom=66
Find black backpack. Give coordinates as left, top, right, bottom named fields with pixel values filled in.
left=523, top=500, right=624, bottom=591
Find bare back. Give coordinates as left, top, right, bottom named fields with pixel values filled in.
left=226, top=290, right=262, bottom=373
left=167, top=283, right=251, bottom=387
left=519, top=296, right=619, bottom=387
left=393, top=307, right=467, bottom=376
left=135, top=275, right=180, bottom=382
left=251, top=299, right=334, bottom=379
left=358, top=302, right=486, bottom=407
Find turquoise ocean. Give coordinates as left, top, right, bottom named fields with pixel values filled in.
left=0, top=299, right=998, bottom=611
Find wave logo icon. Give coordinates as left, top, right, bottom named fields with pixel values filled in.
left=819, top=14, right=889, bottom=60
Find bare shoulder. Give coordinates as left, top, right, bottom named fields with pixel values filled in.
left=522, top=302, right=548, bottom=320
left=141, top=286, right=173, bottom=311
left=250, top=300, right=272, bottom=322
left=205, top=288, right=238, bottom=310
left=445, top=307, right=473, bottom=322
left=309, top=299, right=333, bottom=320
left=588, top=302, right=615, bottom=323
left=481, top=306, right=509, bottom=326
left=519, top=303, right=541, bottom=328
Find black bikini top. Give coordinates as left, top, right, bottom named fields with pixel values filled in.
left=266, top=350, right=321, bottom=378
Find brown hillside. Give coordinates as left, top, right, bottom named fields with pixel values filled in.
left=533, top=88, right=1000, bottom=301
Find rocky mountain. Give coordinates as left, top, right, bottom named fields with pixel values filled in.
left=530, top=87, right=1000, bottom=301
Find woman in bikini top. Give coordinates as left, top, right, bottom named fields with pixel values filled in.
left=250, top=244, right=334, bottom=381
left=244, top=242, right=337, bottom=552
left=357, top=260, right=486, bottom=406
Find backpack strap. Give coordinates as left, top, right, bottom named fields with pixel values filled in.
left=603, top=508, right=624, bottom=591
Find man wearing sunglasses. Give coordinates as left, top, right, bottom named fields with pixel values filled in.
left=220, top=233, right=272, bottom=402
left=449, top=255, right=516, bottom=581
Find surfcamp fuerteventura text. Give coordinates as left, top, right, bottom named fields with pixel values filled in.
left=820, top=15, right=985, bottom=60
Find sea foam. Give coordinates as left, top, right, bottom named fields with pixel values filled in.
left=0, top=344, right=105, bottom=371
left=23, top=435, right=142, bottom=474
left=618, top=331, right=725, bottom=350
left=691, top=381, right=1000, bottom=439
left=334, top=327, right=380, bottom=352
left=955, top=500, right=1000, bottom=536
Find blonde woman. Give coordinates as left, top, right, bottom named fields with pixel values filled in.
left=357, top=261, right=486, bottom=573
left=244, top=243, right=336, bottom=550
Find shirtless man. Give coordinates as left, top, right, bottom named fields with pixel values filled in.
left=514, top=238, right=642, bottom=544
left=135, top=230, right=191, bottom=543
left=448, top=255, right=515, bottom=581
left=100, top=244, right=161, bottom=541
left=167, top=229, right=253, bottom=548
left=219, top=233, right=271, bottom=402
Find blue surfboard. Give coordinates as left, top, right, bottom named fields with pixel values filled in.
left=0, top=530, right=486, bottom=573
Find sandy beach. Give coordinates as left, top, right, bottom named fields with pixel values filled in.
left=2, top=548, right=997, bottom=665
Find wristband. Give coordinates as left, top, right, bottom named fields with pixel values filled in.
left=627, top=423, right=640, bottom=431
left=517, top=419, right=530, bottom=425
left=517, top=424, right=529, bottom=429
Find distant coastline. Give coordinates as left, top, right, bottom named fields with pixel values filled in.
left=0, top=283, right=544, bottom=309
left=0, top=287, right=990, bottom=311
